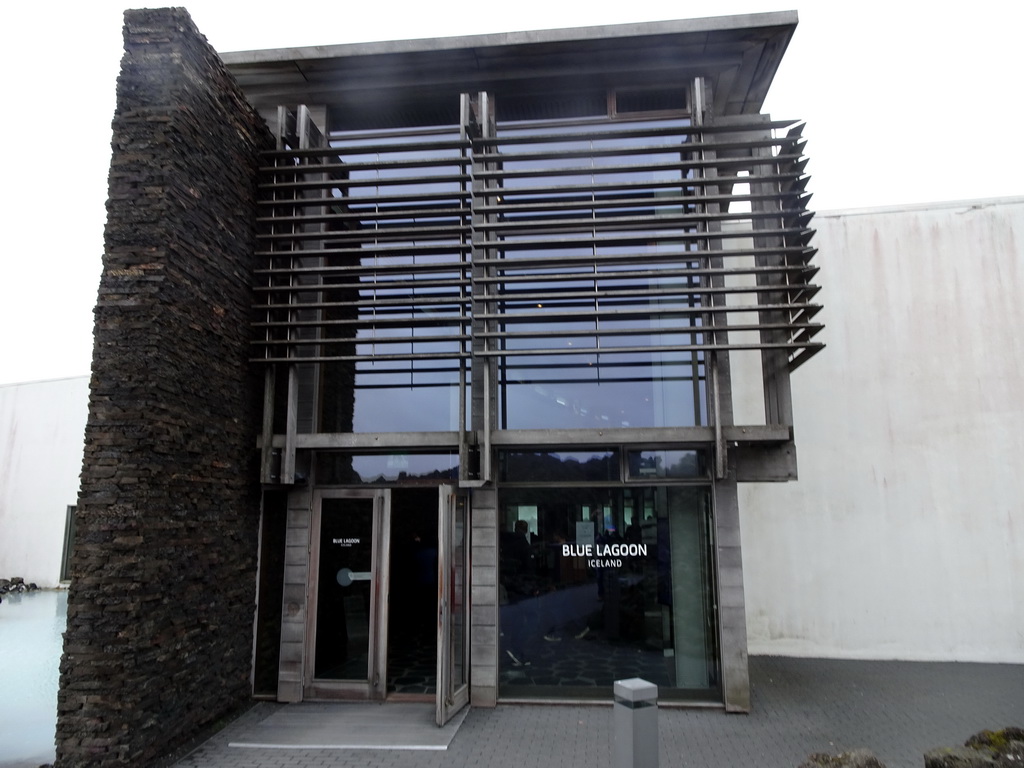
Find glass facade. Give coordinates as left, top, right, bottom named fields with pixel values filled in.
left=263, top=105, right=716, bottom=439
left=498, top=482, right=719, bottom=700
left=318, top=126, right=469, bottom=434
left=301, top=103, right=721, bottom=701
left=491, top=117, right=708, bottom=431
left=253, top=66, right=816, bottom=707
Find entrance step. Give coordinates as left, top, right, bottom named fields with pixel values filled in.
left=227, top=701, right=468, bottom=750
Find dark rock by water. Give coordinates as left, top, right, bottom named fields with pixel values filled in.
left=924, top=746, right=998, bottom=768
left=0, top=577, right=40, bottom=595
left=799, top=749, right=887, bottom=768
left=925, top=727, right=1024, bottom=768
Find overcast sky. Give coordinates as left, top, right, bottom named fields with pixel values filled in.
left=1, top=0, right=1020, bottom=385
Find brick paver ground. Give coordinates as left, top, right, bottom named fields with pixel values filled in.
left=171, top=657, right=1023, bottom=768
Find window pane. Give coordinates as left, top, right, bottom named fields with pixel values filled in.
left=498, top=486, right=719, bottom=700
left=499, top=451, right=619, bottom=483
left=316, top=453, right=459, bottom=484
left=627, top=450, right=706, bottom=480
left=492, top=116, right=707, bottom=431
left=314, top=498, right=375, bottom=679
left=502, top=369, right=704, bottom=430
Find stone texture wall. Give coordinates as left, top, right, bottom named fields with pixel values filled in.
left=56, top=9, right=272, bottom=767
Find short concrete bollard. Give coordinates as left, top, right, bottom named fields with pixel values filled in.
left=613, top=677, right=658, bottom=768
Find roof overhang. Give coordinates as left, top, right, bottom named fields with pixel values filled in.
left=221, top=12, right=797, bottom=119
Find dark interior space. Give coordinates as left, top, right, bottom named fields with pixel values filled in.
left=252, top=491, right=287, bottom=696
left=387, top=488, right=439, bottom=695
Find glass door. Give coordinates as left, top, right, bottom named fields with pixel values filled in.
left=436, top=485, right=470, bottom=724
left=307, top=489, right=391, bottom=699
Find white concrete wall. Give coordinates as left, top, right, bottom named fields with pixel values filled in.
left=0, top=376, right=89, bottom=587
left=740, top=197, right=1024, bottom=663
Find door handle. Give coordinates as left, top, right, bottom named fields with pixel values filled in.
left=336, top=568, right=371, bottom=587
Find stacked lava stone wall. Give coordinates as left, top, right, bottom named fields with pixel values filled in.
left=56, top=9, right=272, bottom=767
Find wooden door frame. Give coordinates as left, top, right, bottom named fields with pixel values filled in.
left=304, top=488, right=391, bottom=700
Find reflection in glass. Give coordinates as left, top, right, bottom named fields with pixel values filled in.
left=450, top=495, right=467, bottom=689
left=498, top=485, right=718, bottom=700
left=317, top=452, right=459, bottom=485
left=627, top=450, right=706, bottom=480
left=314, top=498, right=374, bottom=679
left=311, top=123, right=471, bottom=435
left=499, top=450, right=619, bottom=483
left=492, top=117, right=707, bottom=431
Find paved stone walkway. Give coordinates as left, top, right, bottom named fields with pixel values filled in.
left=170, top=657, right=1024, bottom=768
